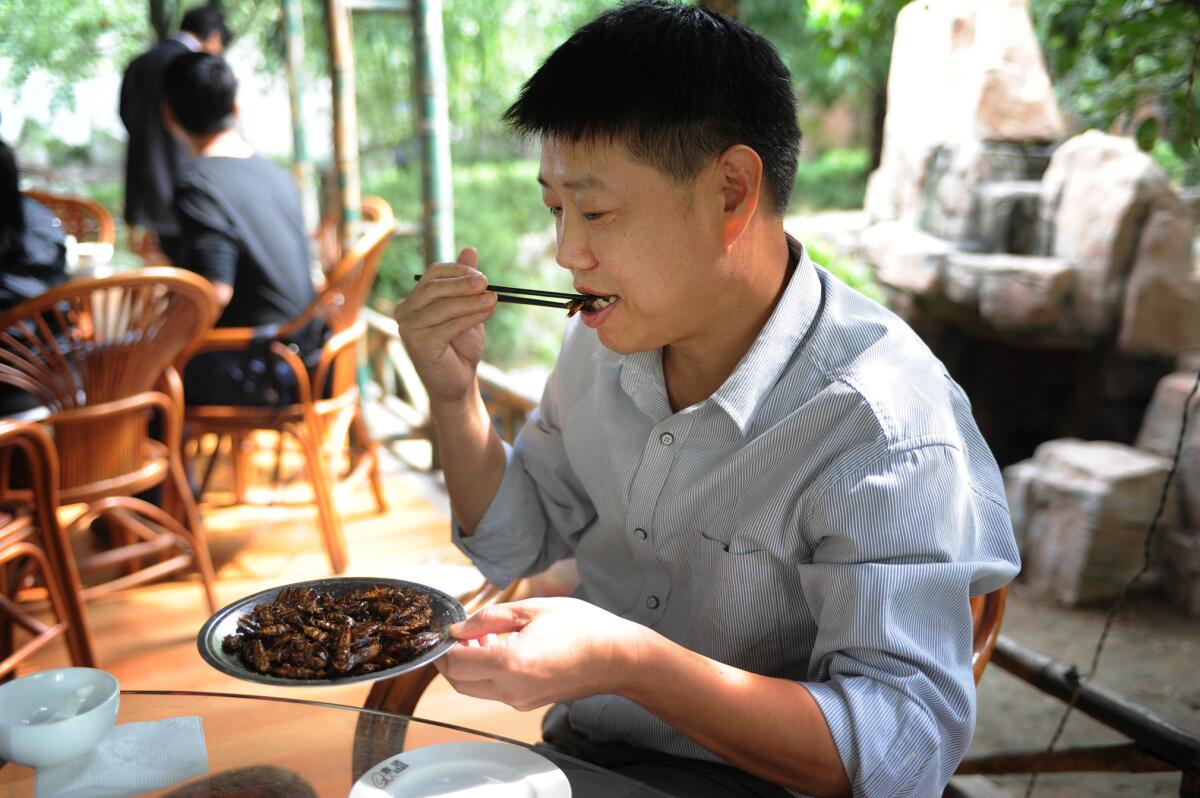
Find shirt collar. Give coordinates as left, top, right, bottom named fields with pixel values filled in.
left=598, top=235, right=825, bottom=431
left=708, top=235, right=823, bottom=433
left=174, top=31, right=204, bottom=52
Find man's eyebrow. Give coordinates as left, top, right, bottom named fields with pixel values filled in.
left=537, top=174, right=607, bottom=191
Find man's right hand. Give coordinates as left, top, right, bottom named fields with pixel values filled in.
left=394, top=247, right=498, bottom=405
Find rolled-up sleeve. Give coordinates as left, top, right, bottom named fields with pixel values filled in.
left=799, top=442, right=1020, bottom=797
left=453, top=362, right=596, bottom=587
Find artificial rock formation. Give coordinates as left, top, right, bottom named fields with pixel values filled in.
left=1039, top=131, right=1200, bottom=352
left=1005, top=369, right=1200, bottom=612
left=865, top=0, right=1064, bottom=226
left=1005, top=439, right=1177, bottom=606
left=1136, top=371, right=1200, bottom=528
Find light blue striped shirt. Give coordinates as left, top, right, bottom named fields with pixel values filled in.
left=454, top=239, right=1021, bottom=797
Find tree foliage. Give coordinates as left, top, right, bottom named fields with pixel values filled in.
left=1032, top=0, right=1200, bottom=178
left=0, top=0, right=148, bottom=97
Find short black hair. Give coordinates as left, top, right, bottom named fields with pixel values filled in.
left=503, top=0, right=801, bottom=214
left=163, top=52, right=238, bottom=136
left=180, top=5, right=232, bottom=46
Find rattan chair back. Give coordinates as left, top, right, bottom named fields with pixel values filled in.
left=23, top=190, right=116, bottom=246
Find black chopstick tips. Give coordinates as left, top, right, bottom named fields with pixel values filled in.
left=411, top=274, right=597, bottom=317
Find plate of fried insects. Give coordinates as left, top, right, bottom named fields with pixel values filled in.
left=197, top=577, right=466, bottom=687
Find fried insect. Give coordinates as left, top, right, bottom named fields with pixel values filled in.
left=222, top=585, right=442, bottom=680
left=566, top=296, right=601, bottom=317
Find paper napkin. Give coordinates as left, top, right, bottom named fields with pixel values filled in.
left=36, top=716, right=209, bottom=798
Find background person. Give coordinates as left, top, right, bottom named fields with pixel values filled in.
left=119, top=5, right=230, bottom=262
left=162, top=52, right=319, bottom=406
left=0, top=137, right=68, bottom=416
left=0, top=138, right=66, bottom=315
left=395, top=2, right=1020, bottom=796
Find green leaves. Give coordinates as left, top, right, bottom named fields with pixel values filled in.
left=1032, top=0, right=1200, bottom=181
left=0, top=0, right=147, bottom=102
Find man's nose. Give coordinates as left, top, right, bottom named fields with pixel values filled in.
left=555, top=217, right=597, bottom=272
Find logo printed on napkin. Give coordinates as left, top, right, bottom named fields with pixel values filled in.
left=36, top=716, right=209, bottom=798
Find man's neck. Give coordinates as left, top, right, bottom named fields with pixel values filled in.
left=192, top=129, right=254, bottom=159
left=662, top=228, right=792, bottom=412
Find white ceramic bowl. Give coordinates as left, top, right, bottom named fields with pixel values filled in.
left=0, top=667, right=120, bottom=768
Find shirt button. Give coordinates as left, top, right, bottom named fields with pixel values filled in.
left=634, top=528, right=648, bottom=541
left=646, top=595, right=660, bottom=609
left=659, top=432, right=674, bottom=446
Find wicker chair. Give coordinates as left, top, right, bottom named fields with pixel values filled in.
left=971, top=586, right=1007, bottom=684
left=0, top=268, right=220, bottom=613
left=23, top=190, right=116, bottom=246
left=184, top=197, right=395, bottom=574
left=0, top=419, right=97, bottom=678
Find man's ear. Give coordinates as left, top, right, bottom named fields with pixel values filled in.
left=162, top=103, right=182, bottom=139
left=716, top=144, right=763, bottom=248
left=162, top=104, right=196, bottom=153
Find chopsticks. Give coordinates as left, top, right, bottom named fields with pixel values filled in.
left=411, top=275, right=588, bottom=310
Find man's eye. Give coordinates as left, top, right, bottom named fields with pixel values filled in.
left=547, top=206, right=563, bottom=218
left=582, top=212, right=605, bottom=221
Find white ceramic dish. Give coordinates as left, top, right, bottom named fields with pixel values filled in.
left=0, top=667, right=120, bottom=768
left=349, top=741, right=572, bottom=798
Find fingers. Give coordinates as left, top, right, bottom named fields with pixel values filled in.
left=437, top=637, right=517, bottom=684
left=456, top=246, right=479, bottom=268
left=396, top=255, right=498, bottom=340
left=397, top=289, right=496, bottom=333
left=449, top=603, right=532, bottom=640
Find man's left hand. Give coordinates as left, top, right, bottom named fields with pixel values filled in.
left=434, top=597, right=645, bottom=711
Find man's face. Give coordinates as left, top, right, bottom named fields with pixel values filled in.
left=539, top=137, right=726, bottom=355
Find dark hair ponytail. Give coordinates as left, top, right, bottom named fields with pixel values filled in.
left=0, top=140, right=24, bottom=263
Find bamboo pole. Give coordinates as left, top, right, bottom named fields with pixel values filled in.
left=324, top=0, right=363, bottom=246
left=411, top=0, right=455, bottom=264
left=283, top=0, right=318, bottom=229
left=991, top=635, right=1200, bottom=775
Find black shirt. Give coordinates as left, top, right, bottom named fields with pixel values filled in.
left=173, top=154, right=315, bottom=336
left=0, top=197, right=67, bottom=314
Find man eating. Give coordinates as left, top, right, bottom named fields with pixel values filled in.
left=395, top=2, right=1020, bottom=795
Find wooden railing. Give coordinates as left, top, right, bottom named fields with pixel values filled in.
left=361, top=307, right=540, bottom=467
left=960, top=636, right=1200, bottom=792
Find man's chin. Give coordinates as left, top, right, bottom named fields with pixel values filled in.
left=596, top=331, right=654, bottom=357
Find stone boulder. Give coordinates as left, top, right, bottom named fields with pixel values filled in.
left=1118, top=192, right=1200, bottom=354
left=1161, top=530, right=1200, bottom=617
left=974, top=180, right=1042, bottom=255
left=860, top=220, right=955, bottom=295
left=942, top=252, right=1072, bottom=332
left=1038, top=130, right=1200, bottom=351
left=1136, top=370, right=1200, bottom=527
left=1005, top=439, right=1179, bottom=605
left=919, top=141, right=1051, bottom=243
left=865, top=0, right=1064, bottom=224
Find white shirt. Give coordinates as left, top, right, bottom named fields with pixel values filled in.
left=454, top=238, right=1021, bottom=797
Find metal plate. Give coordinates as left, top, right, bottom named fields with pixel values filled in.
left=197, top=577, right=466, bottom=688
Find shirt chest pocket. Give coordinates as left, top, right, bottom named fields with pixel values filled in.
left=686, top=533, right=784, bottom=675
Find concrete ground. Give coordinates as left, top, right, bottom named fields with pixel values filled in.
left=962, top=585, right=1200, bottom=797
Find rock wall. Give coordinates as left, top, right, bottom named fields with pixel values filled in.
left=865, top=0, right=1063, bottom=226
left=852, top=0, right=1200, bottom=613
